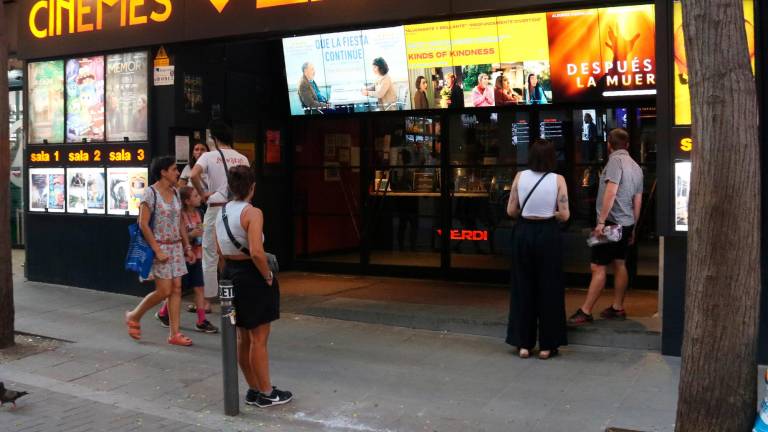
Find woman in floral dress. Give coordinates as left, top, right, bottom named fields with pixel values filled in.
left=125, top=156, right=196, bottom=346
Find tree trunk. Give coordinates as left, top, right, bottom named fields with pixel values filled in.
left=676, top=0, right=760, bottom=430
left=0, top=0, right=15, bottom=349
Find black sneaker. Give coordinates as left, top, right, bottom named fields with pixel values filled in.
left=155, top=312, right=169, bottom=328
left=600, top=306, right=627, bottom=320
left=567, top=308, right=594, bottom=327
left=245, top=389, right=259, bottom=405
left=195, top=320, right=219, bottom=334
left=254, top=387, right=293, bottom=408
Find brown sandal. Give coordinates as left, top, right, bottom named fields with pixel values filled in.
left=124, top=311, right=141, bottom=340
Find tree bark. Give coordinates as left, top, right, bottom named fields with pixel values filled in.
left=676, top=0, right=760, bottom=430
left=0, top=0, right=15, bottom=349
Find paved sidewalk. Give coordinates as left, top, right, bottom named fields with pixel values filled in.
left=1, top=253, right=683, bottom=431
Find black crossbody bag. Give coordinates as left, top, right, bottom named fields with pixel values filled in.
left=221, top=203, right=280, bottom=275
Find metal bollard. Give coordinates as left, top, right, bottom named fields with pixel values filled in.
left=219, top=279, right=239, bottom=416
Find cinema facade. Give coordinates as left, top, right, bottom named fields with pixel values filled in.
left=15, top=0, right=768, bottom=358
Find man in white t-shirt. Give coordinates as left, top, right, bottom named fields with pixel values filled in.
left=189, top=121, right=250, bottom=298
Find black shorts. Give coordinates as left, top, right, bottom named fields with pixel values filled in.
left=182, top=260, right=204, bottom=290
left=590, top=224, right=634, bottom=266
left=222, top=260, right=280, bottom=329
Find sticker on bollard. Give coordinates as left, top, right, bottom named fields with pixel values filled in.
left=219, top=279, right=239, bottom=416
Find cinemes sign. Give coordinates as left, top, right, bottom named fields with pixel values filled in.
left=27, top=0, right=320, bottom=39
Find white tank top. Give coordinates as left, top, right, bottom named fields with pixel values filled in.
left=518, top=170, right=558, bottom=218
left=215, top=201, right=251, bottom=255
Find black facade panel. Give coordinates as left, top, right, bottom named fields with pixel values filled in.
left=26, top=214, right=145, bottom=295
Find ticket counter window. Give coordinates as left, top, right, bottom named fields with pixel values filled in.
left=367, top=116, right=442, bottom=267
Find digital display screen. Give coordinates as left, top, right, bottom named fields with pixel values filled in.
left=66, top=168, right=106, bottom=214
left=283, top=5, right=656, bottom=115
left=673, top=0, right=754, bottom=125
left=29, top=168, right=65, bottom=213
left=28, top=61, right=65, bottom=144
left=106, top=51, right=149, bottom=142
left=107, top=167, right=148, bottom=216
left=66, top=56, right=105, bottom=142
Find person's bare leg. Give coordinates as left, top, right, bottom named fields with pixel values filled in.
left=581, top=264, right=607, bottom=315
left=237, top=329, right=259, bottom=389
left=128, top=279, right=172, bottom=322
left=194, top=287, right=207, bottom=314
left=167, top=278, right=183, bottom=337
left=250, top=325, right=272, bottom=394
left=612, top=259, right=629, bottom=310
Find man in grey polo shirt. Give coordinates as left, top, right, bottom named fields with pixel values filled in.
left=568, top=128, right=643, bottom=326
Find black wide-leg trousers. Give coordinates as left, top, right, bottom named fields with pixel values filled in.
left=505, top=218, right=567, bottom=351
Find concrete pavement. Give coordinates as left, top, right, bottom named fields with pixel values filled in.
left=1, top=252, right=683, bottom=431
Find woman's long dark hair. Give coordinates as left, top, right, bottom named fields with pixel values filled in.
left=190, top=141, right=210, bottom=167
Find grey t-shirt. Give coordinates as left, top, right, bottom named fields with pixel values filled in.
left=596, top=149, right=644, bottom=226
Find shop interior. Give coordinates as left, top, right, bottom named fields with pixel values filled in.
left=292, top=104, right=658, bottom=289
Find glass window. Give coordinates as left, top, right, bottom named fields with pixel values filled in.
left=367, top=115, right=442, bottom=267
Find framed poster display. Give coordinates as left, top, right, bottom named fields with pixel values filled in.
left=674, top=161, right=691, bottom=232
left=29, top=168, right=66, bottom=213
left=106, top=51, right=149, bottom=142
left=66, top=56, right=106, bottom=143
left=66, top=168, right=106, bottom=214
left=107, top=167, right=148, bottom=216
left=28, top=61, right=65, bottom=144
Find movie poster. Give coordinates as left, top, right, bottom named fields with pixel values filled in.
left=547, top=6, right=655, bottom=102
left=404, top=21, right=454, bottom=110
left=66, top=56, right=105, bottom=142
left=29, top=168, right=65, bottom=213
left=496, top=13, right=550, bottom=105
left=675, top=161, right=691, bottom=232
left=450, top=17, right=501, bottom=108
left=67, top=168, right=106, bottom=214
left=106, top=52, right=148, bottom=141
left=283, top=34, right=328, bottom=115
left=107, top=167, right=148, bottom=216
left=28, top=61, right=65, bottom=144
left=184, top=74, right=203, bottom=113
left=362, top=26, right=410, bottom=111
left=673, top=0, right=753, bottom=125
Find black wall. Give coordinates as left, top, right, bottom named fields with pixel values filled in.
left=24, top=37, right=293, bottom=294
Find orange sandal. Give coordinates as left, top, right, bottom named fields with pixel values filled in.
left=168, top=333, right=193, bottom=347
left=125, top=311, right=141, bottom=340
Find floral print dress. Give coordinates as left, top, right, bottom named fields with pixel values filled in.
left=142, top=186, right=188, bottom=280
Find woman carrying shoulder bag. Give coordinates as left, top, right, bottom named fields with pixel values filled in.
left=215, top=165, right=292, bottom=408
left=125, top=156, right=196, bottom=346
left=505, top=139, right=570, bottom=360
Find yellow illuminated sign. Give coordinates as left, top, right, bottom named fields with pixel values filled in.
left=28, top=0, right=172, bottom=39
left=674, top=0, right=754, bottom=125
left=29, top=147, right=146, bottom=164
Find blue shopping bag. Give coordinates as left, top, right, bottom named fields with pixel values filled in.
left=754, top=370, right=768, bottom=432
left=124, top=187, right=157, bottom=280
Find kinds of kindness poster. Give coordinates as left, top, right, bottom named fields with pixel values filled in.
left=673, top=0, right=754, bottom=125
left=28, top=61, right=65, bottom=144
left=106, top=52, right=149, bottom=141
left=66, top=56, right=105, bottom=142
left=283, top=5, right=657, bottom=115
